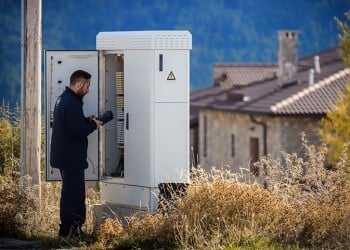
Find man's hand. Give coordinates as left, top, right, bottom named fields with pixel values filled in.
left=92, top=117, right=103, bottom=129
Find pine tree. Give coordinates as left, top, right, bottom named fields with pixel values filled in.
left=320, top=11, right=350, bottom=165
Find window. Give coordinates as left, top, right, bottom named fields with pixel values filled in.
left=203, top=116, right=207, bottom=157
left=190, top=128, right=199, bottom=167
left=231, top=134, right=235, bottom=157
left=250, top=137, right=259, bottom=175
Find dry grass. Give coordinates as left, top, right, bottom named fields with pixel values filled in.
left=93, top=134, right=350, bottom=249
left=0, top=103, right=100, bottom=245
left=0, top=171, right=58, bottom=238
left=0, top=172, right=99, bottom=241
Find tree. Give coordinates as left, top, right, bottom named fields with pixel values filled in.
left=0, top=103, right=21, bottom=175
left=336, top=11, right=350, bottom=67
left=320, top=11, right=350, bottom=166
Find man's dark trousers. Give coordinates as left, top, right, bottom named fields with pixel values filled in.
left=59, top=168, right=86, bottom=236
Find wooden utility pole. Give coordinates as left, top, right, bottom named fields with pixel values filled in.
left=21, top=0, right=42, bottom=199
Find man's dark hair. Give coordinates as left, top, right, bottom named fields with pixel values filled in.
left=70, top=70, right=91, bottom=86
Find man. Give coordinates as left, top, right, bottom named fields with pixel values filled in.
left=50, top=70, right=103, bottom=240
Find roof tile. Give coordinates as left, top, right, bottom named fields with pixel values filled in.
left=191, top=47, right=349, bottom=117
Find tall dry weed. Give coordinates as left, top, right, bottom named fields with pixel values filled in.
left=0, top=103, right=99, bottom=242
left=255, top=134, right=347, bottom=206
left=254, top=134, right=350, bottom=248
left=95, top=134, right=350, bottom=249
left=172, top=167, right=300, bottom=249
left=0, top=170, right=61, bottom=238
left=94, top=167, right=300, bottom=249
left=94, top=218, right=126, bottom=248
left=0, top=174, right=99, bottom=240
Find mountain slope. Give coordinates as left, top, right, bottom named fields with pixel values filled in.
left=1, top=0, right=349, bottom=107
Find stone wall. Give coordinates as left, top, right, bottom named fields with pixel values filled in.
left=196, top=109, right=321, bottom=173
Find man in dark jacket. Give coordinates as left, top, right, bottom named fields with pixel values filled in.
left=50, top=70, right=102, bottom=240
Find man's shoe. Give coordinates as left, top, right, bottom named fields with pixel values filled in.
left=69, top=227, right=90, bottom=244
left=59, top=227, right=88, bottom=245
left=58, top=228, right=70, bottom=238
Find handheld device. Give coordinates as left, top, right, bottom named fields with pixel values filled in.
left=97, top=110, right=114, bottom=124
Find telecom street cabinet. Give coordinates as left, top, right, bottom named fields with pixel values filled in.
left=45, top=30, right=192, bottom=211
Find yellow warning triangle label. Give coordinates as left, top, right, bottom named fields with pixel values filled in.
left=167, top=71, right=176, bottom=80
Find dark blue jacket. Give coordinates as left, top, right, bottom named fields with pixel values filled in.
left=50, top=87, right=97, bottom=170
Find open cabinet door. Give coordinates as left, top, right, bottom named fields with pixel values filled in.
left=45, top=50, right=99, bottom=181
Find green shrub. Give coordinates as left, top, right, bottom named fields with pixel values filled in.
left=0, top=103, right=21, bottom=175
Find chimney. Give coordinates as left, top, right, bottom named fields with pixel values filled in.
left=308, top=68, right=315, bottom=86
left=314, top=55, right=321, bottom=73
left=278, top=31, right=298, bottom=84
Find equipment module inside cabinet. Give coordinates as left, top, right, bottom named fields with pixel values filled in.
left=45, top=31, right=192, bottom=211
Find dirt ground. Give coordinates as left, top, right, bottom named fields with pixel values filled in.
left=0, top=238, right=41, bottom=249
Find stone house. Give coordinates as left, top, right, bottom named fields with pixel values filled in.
left=190, top=31, right=350, bottom=173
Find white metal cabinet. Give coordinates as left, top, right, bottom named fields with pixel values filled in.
left=123, top=50, right=154, bottom=186
left=154, top=102, right=188, bottom=185
left=45, top=50, right=99, bottom=181
left=122, top=49, right=190, bottom=187
left=45, top=31, right=192, bottom=211
left=154, top=50, right=189, bottom=103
